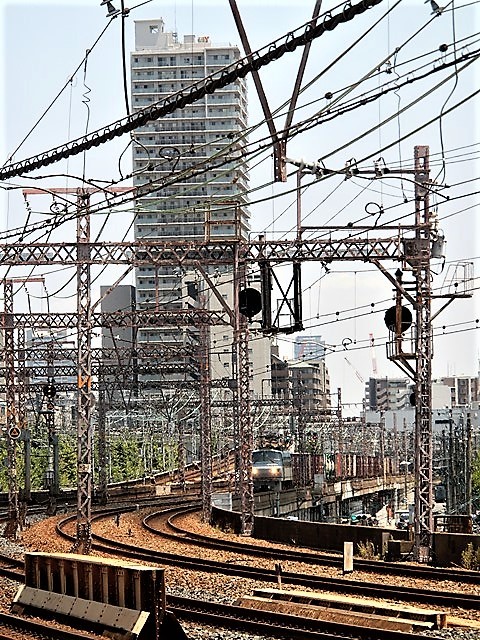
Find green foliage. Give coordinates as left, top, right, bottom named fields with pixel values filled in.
left=0, top=428, right=181, bottom=493
left=108, top=435, right=152, bottom=482
left=472, top=451, right=480, bottom=501
left=357, top=540, right=380, bottom=560
left=58, top=436, right=77, bottom=487
left=461, top=543, right=480, bottom=571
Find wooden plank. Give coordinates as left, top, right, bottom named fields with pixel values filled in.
left=252, top=588, right=447, bottom=628
left=236, top=596, right=433, bottom=632
left=447, top=616, right=480, bottom=630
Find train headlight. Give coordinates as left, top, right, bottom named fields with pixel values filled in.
left=252, top=468, right=259, bottom=476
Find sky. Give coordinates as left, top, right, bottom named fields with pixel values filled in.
left=0, top=0, right=479, bottom=410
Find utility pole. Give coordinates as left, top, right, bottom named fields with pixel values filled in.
left=43, top=350, right=58, bottom=515
left=199, top=318, right=213, bottom=522
left=73, top=188, right=93, bottom=553
left=412, top=146, right=434, bottom=562
left=466, top=411, right=472, bottom=516
left=3, top=280, right=18, bottom=539
left=97, top=375, right=108, bottom=505
left=337, top=388, right=343, bottom=521
left=234, top=243, right=253, bottom=535
left=17, top=325, right=28, bottom=529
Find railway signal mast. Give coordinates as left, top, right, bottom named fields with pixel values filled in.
left=377, top=146, right=471, bottom=561
left=0, top=148, right=472, bottom=560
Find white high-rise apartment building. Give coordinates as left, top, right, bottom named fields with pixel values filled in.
left=131, top=19, right=249, bottom=311
left=131, top=19, right=271, bottom=393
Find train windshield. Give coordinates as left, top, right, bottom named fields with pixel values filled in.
left=252, top=450, right=283, bottom=464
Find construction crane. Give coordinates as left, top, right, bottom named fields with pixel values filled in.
left=344, top=356, right=364, bottom=384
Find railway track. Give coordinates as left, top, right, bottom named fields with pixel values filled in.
left=51, top=507, right=480, bottom=612
left=0, top=610, right=99, bottom=640
left=169, top=594, right=446, bottom=639
left=1, top=501, right=474, bottom=640
left=0, top=560, right=444, bottom=640
left=146, top=505, right=480, bottom=585
left=0, top=597, right=446, bottom=640
left=0, top=552, right=24, bottom=581
left=0, top=556, right=447, bottom=640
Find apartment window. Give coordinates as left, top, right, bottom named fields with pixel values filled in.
left=149, top=25, right=159, bottom=34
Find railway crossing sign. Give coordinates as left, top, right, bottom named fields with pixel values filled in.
left=8, top=425, right=21, bottom=440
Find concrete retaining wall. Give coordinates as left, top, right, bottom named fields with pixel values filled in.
left=432, top=532, right=480, bottom=567
left=210, top=505, right=480, bottom=566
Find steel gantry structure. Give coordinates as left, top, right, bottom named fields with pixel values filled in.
left=1, top=147, right=470, bottom=559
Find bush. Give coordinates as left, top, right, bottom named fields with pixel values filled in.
left=461, top=543, right=480, bottom=570
left=357, top=540, right=379, bottom=560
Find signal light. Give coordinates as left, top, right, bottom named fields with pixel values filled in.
left=384, top=305, right=412, bottom=333
left=239, top=287, right=262, bottom=319
left=42, top=383, right=57, bottom=399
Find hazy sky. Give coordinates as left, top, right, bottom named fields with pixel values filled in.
left=1, top=0, right=479, bottom=409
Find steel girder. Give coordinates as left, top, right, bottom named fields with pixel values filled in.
left=4, top=309, right=229, bottom=330
left=199, top=322, right=213, bottom=522
left=73, top=191, right=93, bottom=553
left=15, top=345, right=197, bottom=362
left=233, top=245, right=254, bottom=535
left=412, top=147, right=434, bottom=562
left=0, top=233, right=406, bottom=266
left=0, top=361, right=199, bottom=379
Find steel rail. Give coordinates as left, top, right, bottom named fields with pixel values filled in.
left=152, top=507, right=480, bottom=585
left=0, top=611, right=98, bottom=640
left=0, top=578, right=442, bottom=640
left=168, top=595, right=443, bottom=640
left=52, top=509, right=480, bottom=611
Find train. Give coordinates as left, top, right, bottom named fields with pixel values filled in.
left=252, top=448, right=394, bottom=491
left=252, top=449, right=293, bottom=491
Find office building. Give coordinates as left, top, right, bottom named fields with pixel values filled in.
left=365, top=377, right=411, bottom=411
left=294, top=335, right=327, bottom=362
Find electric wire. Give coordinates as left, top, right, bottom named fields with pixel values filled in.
left=1, top=1, right=478, bottom=400
left=2, top=16, right=116, bottom=167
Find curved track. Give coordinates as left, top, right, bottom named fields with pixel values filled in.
left=145, top=505, right=480, bottom=585
left=2, top=504, right=445, bottom=640
left=0, top=610, right=99, bottom=640
left=52, top=505, right=480, bottom=612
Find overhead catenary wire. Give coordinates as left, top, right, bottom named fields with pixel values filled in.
left=0, top=0, right=476, bottom=408
left=2, top=16, right=117, bottom=168
left=0, top=0, right=386, bottom=181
